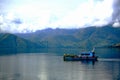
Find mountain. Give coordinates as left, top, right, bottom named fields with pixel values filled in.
left=109, top=43, right=120, bottom=48
left=15, top=25, right=120, bottom=49
left=0, top=33, right=44, bottom=54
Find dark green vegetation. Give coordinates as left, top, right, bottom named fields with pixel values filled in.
left=16, top=25, right=120, bottom=48
left=0, top=33, right=44, bottom=54
left=0, top=25, right=120, bottom=53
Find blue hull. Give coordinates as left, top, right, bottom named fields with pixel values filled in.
left=63, top=56, right=98, bottom=61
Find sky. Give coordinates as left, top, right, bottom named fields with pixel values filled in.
left=0, top=0, right=120, bottom=33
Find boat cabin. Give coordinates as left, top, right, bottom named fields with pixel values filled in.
left=80, top=52, right=94, bottom=57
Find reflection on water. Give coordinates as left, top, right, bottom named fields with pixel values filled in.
left=0, top=53, right=120, bottom=80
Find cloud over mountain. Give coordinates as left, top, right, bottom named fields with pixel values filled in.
left=112, top=0, right=120, bottom=27
left=0, top=0, right=120, bottom=33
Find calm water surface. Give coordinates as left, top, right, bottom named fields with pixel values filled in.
left=0, top=48, right=120, bottom=80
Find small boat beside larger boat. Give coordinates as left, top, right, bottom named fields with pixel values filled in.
left=63, top=48, right=98, bottom=61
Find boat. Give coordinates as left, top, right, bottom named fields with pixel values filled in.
left=63, top=48, right=98, bottom=61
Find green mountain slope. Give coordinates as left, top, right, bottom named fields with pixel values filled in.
left=15, top=25, right=120, bottom=49
left=0, top=33, right=44, bottom=53
left=75, top=26, right=120, bottom=48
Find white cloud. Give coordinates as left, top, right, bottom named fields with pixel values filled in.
left=0, top=0, right=116, bottom=33
left=52, top=0, right=113, bottom=28
left=113, top=22, right=120, bottom=27
left=113, top=19, right=120, bottom=27
left=0, top=15, right=4, bottom=24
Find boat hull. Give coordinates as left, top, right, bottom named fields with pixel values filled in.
left=63, top=56, right=98, bottom=61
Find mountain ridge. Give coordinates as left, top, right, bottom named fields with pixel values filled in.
left=0, top=33, right=44, bottom=54
left=0, top=25, right=120, bottom=54
left=15, top=25, right=120, bottom=49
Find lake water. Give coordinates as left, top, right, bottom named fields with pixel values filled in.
left=0, top=48, right=120, bottom=80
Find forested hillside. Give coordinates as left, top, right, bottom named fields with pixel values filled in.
left=15, top=25, right=120, bottom=48
left=0, top=33, right=44, bottom=53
